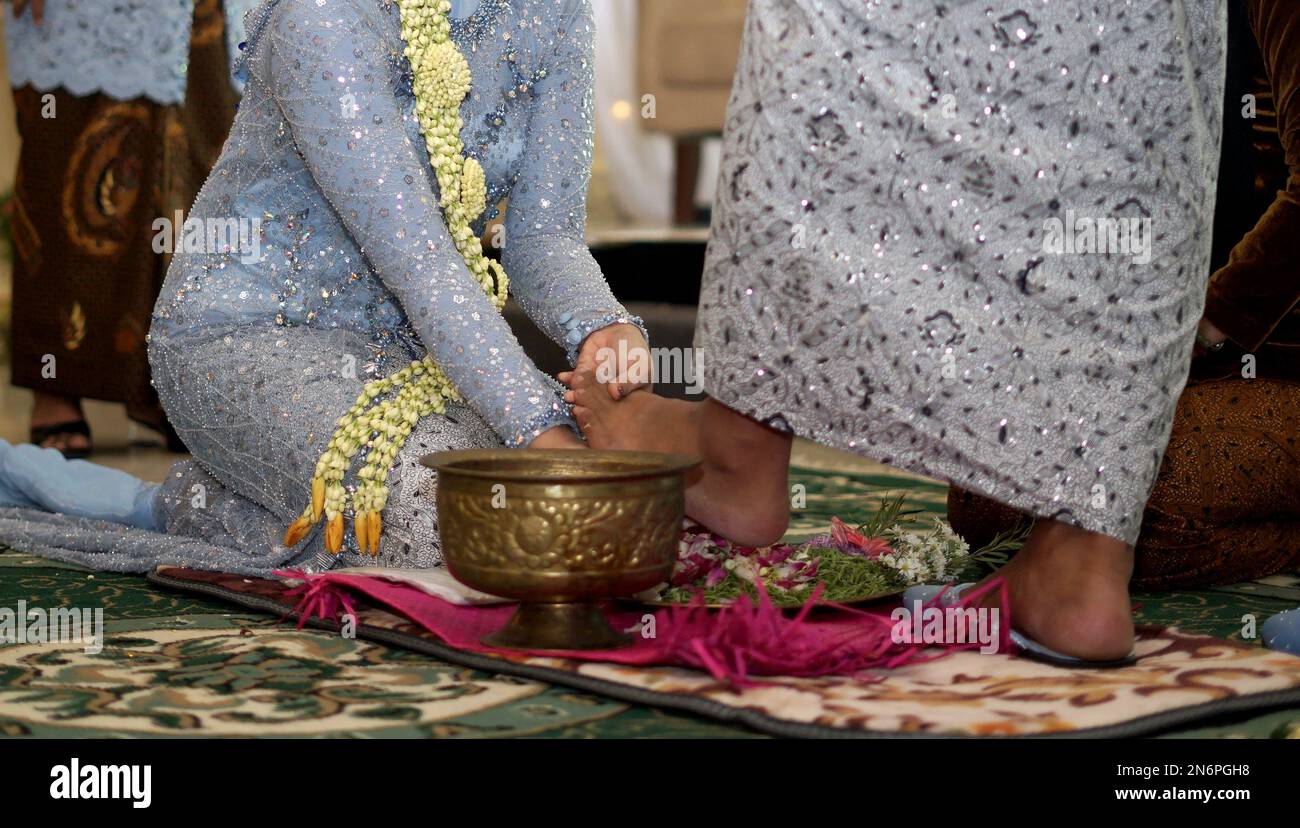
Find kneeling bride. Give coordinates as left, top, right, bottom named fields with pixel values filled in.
left=0, top=0, right=645, bottom=574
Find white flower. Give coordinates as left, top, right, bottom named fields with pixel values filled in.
left=895, top=556, right=925, bottom=582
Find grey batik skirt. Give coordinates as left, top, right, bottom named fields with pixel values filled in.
left=694, top=0, right=1226, bottom=543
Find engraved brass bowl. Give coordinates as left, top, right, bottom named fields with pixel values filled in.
left=421, top=449, right=699, bottom=650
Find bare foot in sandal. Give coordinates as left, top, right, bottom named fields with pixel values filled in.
left=30, top=392, right=92, bottom=458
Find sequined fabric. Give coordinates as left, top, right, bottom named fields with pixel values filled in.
left=0, top=0, right=636, bottom=573
left=695, top=0, right=1227, bottom=543
left=155, top=0, right=635, bottom=446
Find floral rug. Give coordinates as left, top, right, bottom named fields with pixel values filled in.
left=146, top=565, right=1300, bottom=738
left=3, top=464, right=1299, bottom=738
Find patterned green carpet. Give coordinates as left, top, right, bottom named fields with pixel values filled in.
left=1, top=465, right=1298, bottom=738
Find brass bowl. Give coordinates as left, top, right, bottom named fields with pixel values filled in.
left=421, top=449, right=699, bottom=650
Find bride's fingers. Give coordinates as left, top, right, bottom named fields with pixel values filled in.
left=563, top=389, right=576, bottom=403
left=557, top=371, right=574, bottom=387
left=574, top=348, right=598, bottom=372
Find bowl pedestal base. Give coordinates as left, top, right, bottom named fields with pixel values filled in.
left=483, top=601, right=632, bottom=651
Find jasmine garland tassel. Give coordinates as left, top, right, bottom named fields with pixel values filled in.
left=284, top=0, right=509, bottom=556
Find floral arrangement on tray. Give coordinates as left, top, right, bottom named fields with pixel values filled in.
left=646, top=497, right=1027, bottom=608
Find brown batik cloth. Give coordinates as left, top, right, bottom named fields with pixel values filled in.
left=949, top=0, right=1300, bottom=590
left=7, top=0, right=238, bottom=431
left=949, top=377, right=1300, bottom=590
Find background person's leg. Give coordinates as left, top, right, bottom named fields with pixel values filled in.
left=1138, top=378, right=1300, bottom=588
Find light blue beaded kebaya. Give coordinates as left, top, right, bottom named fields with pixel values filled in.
left=147, top=0, right=643, bottom=569
left=0, top=0, right=640, bottom=575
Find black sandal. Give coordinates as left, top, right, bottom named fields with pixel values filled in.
left=30, top=420, right=93, bottom=460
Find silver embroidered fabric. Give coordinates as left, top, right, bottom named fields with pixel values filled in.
left=150, top=324, right=503, bottom=571
left=695, top=0, right=1226, bottom=543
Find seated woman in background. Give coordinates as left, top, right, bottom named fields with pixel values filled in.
left=948, top=0, right=1300, bottom=589
left=0, top=0, right=646, bottom=574
left=4, top=0, right=245, bottom=456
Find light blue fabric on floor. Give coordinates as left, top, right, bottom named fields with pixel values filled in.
left=1263, top=609, right=1300, bottom=657
left=0, top=441, right=157, bottom=529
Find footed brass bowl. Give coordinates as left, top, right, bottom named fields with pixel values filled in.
left=421, top=449, right=698, bottom=650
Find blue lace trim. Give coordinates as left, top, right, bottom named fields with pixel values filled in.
left=561, top=312, right=650, bottom=366
left=5, top=0, right=252, bottom=105
left=505, top=406, right=580, bottom=448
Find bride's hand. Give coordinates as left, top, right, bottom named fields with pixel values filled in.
left=528, top=425, right=586, bottom=450
left=564, top=322, right=651, bottom=400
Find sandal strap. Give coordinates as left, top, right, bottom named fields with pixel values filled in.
left=30, top=420, right=92, bottom=444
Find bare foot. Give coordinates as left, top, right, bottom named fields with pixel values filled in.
left=976, top=519, right=1135, bottom=661
left=563, top=371, right=703, bottom=457
left=30, top=392, right=90, bottom=455
left=564, top=370, right=792, bottom=546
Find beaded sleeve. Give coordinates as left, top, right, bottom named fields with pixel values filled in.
left=264, top=1, right=574, bottom=446
left=501, top=0, right=648, bottom=364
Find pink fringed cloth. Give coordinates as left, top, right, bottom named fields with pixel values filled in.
left=279, top=571, right=1009, bottom=687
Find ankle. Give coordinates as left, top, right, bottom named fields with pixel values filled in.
left=32, top=393, right=84, bottom=424
left=700, top=401, right=790, bottom=471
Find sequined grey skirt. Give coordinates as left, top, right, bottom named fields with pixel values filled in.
left=148, top=323, right=503, bottom=571
left=694, top=0, right=1226, bottom=543
left=0, top=324, right=501, bottom=575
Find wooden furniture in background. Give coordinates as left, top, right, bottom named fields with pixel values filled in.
left=637, top=0, right=747, bottom=225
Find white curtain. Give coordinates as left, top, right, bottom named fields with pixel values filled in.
left=592, top=0, right=673, bottom=224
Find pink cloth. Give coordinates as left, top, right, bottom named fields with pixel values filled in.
left=280, top=572, right=1007, bottom=686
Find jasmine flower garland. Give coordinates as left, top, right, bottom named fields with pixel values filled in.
left=285, top=0, right=509, bottom=556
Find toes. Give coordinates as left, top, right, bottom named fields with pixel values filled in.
left=567, top=370, right=604, bottom=406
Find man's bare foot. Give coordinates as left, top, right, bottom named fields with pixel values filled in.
left=976, top=519, right=1135, bottom=661
left=564, top=370, right=792, bottom=546
left=563, top=371, right=703, bottom=457
left=30, top=392, right=90, bottom=455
